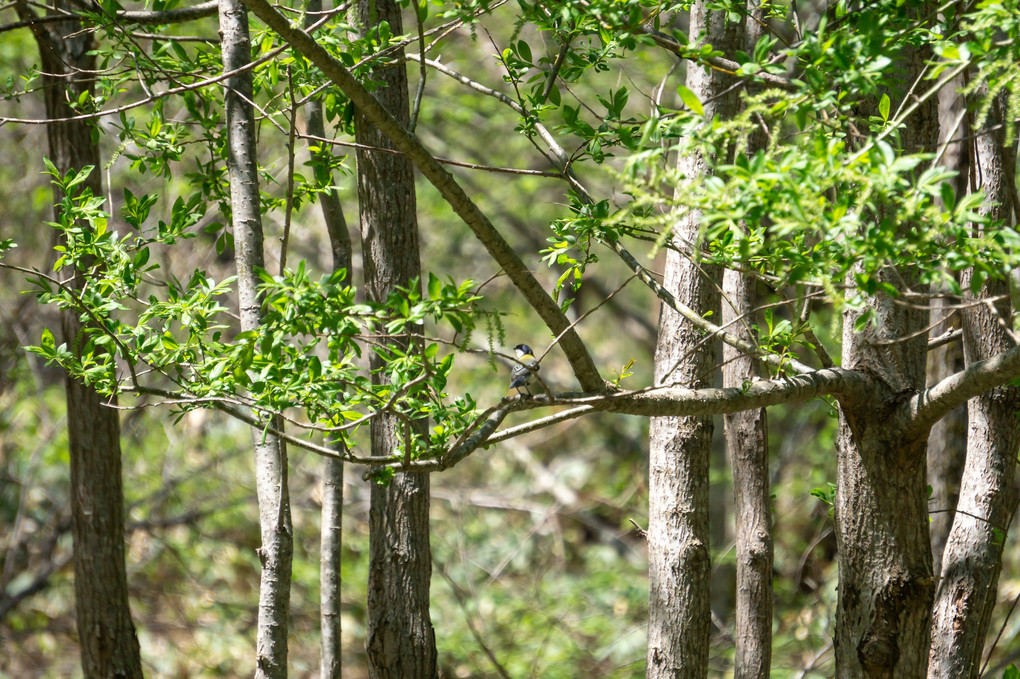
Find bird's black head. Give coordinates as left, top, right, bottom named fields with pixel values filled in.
left=513, top=344, right=533, bottom=356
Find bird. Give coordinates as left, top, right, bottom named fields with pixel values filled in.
left=509, top=344, right=540, bottom=396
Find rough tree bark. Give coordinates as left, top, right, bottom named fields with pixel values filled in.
left=722, top=269, right=772, bottom=679
left=926, top=73, right=969, bottom=569
left=16, top=0, right=145, bottom=675
left=219, top=1, right=294, bottom=676
left=720, top=4, right=772, bottom=677
left=927, top=89, right=1020, bottom=679
left=302, top=3, right=353, bottom=677
left=833, top=9, right=939, bottom=676
left=351, top=1, right=437, bottom=677
left=646, top=5, right=736, bottom=677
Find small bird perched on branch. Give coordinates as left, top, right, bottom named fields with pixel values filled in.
left=509, top=344, right=539, bottom=396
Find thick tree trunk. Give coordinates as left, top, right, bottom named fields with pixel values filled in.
left=646, top=5, right=735, bottom=677
left=927, top=90, right=1020, bottom=679
left=302, top=3, right=352, bottom=677
left=833, top=13, right=939, bottom=676
left=352, top=1, right=436, bottom=677
left=219, top=1, right=294, bottom=676
left=22, top=2, right=145, bottom=675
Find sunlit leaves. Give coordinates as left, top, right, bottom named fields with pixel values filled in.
left=29, top=166, right=492, bottom=463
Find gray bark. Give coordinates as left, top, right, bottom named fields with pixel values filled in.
left=833, top=13, right=939, bottom=676
left=20, top=1, right=145, bottom=675
left=722, top=270, right=772, bottom=679
left=928, top=90, right=1020, bottom=679
left=926, top=299, right=965, bottom=568
left=351, top=1, right=436, bottom=677
left=219, top=1, right=294, bottom=676
left=927, top=72, right=969, bottom=569
left=720, top=5, right=772, bottom=676
left=646, top=5, right=735, bottom=677
left=319, top=449, right=344, bottom=679
left=301, top=3, right=352, bottom=677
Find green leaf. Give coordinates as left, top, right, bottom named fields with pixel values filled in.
left=517, top=40, right=532, bottom=63
left=428, top=272, right=441, bottom=300
left=940, top=182, right=956, bottom=211
left=676, top=85, right=704, bottom=115
left=878, top=93, right=890, bottom=122
left=546, top=83, right=560, bottom=106
left=65, top=166, right=95, bottom=191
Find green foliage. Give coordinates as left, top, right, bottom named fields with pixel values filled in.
left=5, top=0, right=1020, bottom=674
left=27, top=163, right=495, bottom=466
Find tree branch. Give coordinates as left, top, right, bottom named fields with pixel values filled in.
left=239, top=0, right=605, bottom=392
left=906, top=340, right=1020, bottom=437
left=0, top=0, right=218, bottom=35
left=408, top=54, right=817, bottom=376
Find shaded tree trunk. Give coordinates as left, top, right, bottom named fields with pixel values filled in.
left=722, top=269, right=771, bottom=679
left=219, top=1, right=294, bottom=676
left=833, top=12, right=939, bottom=676
left=646, top=5, right=736, bottom=677
left=302, top=4, right=353, bottom=677
left=926, top=299, right=965, bottom=568
left=927, top=71, right=969, bottom=569
left=927, top=89, right=1020, bottom=679
left=18, top=1, right=145, bottom=675
left=351, top=1, right=437, bottom=677
left=720, top=5, right=772, bottom=676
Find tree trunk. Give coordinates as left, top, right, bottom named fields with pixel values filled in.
left=351, top=1, right=437, bottom=677
left=833, top=13, right=939, bottom=676
left=927, top=89, right=1020, bottom=679
left=722, top=270, right=772, bottom=679
left=21, top=2, right=145, bottom=675
left=646, top=5, right=736, bottom=677
left=219, top=1, right=294, bottom=676
left=302, top=3, right=353, bottom=677
left=719, top=5, right=772, bottom=676
left=926, top=295, right=965, bottom=568
left=927, top=72, right=969, bottom=569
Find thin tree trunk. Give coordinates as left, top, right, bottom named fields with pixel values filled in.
left=926, top=296, right=965, bottom=568
left=720, top=4, right=772, bottom=676
left=18, top=1, right=145, bottom=675
left=833, top=10, right=939, bottom=675
left=927, top=71, right=969, bottom=569
left=302, top=4, right=352, bottom=677
left=722, top=268, right=771, bottom=679
left=927, top=89, right=1020, bottom=679
left=219, top=1, right=294, bottom=676
left=351, top=1, right=436, bottom=677
left=646, top=5, right=735, bottom=677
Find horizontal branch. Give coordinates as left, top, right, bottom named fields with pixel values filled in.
left=377, top=366, right=875, bottom=474
left=906, top=342, right=1020, bottom=436
left=0, top=0, right=218, bottom=35
left=568, top=366, right=871, bottom=416
left=119, top=1, right=219, bottom=24
left=240, top=0, right=604, bottom=392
